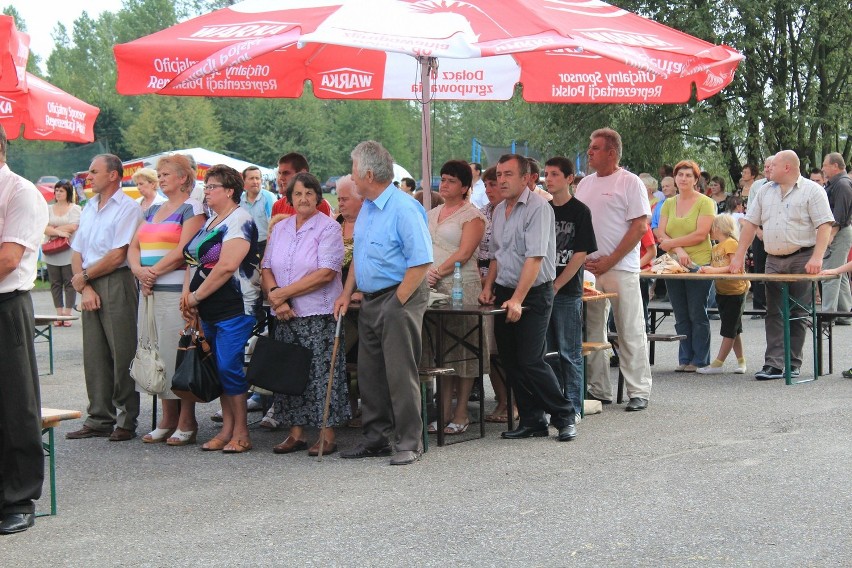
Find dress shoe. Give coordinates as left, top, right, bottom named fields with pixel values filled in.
left=0, top=513, right=34, bottom=535
left=108, top=427, right=136, bottom=442
left=340, top=444, right=393, bottom=459
left=556, top=424, right=577, bottom=441
left=389, top=450, right=421, bottom=465
left=584, top=392, right=612, bottom=405
left=308, top=439, right=338, bottom=456
left=66, top=425, right=111, bottom=439
left=272, top=436, right=307, bottom=454
left=625, top=397, right=648, bottom=411
left=501, top=425, right=549, bottom=439
left=755, top=365, right=783, bottom=380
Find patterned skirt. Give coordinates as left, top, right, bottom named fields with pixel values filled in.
left=266, top=314, right=351, bottom=428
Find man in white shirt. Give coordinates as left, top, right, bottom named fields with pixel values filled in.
left=574, top=128, right=653, bottom=411
left=731, top=150, right=833, bottom=380
left=0, top=127, right=49, bottom=534
left=469, top=162, right=488, bottom=208
left=67, top=154, right=143, bottom=441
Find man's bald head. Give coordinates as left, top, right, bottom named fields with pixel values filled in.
left=772, top=150, right=801, bottom=185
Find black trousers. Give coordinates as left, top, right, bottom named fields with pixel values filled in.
left=0, top=291, right=43, bottom=514
left=494, top=282, right=575, bottom=429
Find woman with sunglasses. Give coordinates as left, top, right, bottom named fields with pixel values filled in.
left=43, top=180, right=81, bottom=326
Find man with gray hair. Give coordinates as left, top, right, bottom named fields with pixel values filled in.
left=819, top=152, right=852, bottom=324
left=574, top=128, right=653, bottom=411
left=730, top=150, right=834, bottom=380
left=335, top=141, right=433, bottom=466
left=0, top=126, right=49, bottom=534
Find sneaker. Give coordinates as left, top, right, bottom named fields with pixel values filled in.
left=697, top=365, right=724, bottom=374
left=210, top=410, right=223, bottom=423
left=735, top=362, right=747, bottom=374
left=842, top=367, right=852, bottom=379
left=788, top=366, right=800, bottom=378
left=708, top=313, right=721, bottom=320
left=682, top=364, right=698, bottom=372
left=246, top=397, right=263, bottom=412
left=750, top=314, right=765, bottom=320
left=755, top=365, right=783, bottom=380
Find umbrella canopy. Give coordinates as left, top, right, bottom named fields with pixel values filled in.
left=0, top=72, right=100, bottom=143
left=0, top=15, right=29, bottom=91
left=114, top=0, right=743, bottom=202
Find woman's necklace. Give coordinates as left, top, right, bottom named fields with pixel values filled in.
left=209, top=204, right=238, bottom=230
left=439, top=201, right=464, bottom=221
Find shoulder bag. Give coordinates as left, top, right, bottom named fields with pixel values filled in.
left=129, top=295, right=167, bottom=394
left=171, top=315, right=222, bottom=403
left=42, top=236, right=71, bottom=255
left=246, top=335, right=312, bottom=395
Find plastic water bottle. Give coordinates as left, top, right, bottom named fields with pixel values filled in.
left=452, top=262, right=464, bottom=308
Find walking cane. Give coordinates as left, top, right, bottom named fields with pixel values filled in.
left=318, top=315, right=344, bottom=461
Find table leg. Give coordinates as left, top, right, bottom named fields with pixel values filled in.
left=38, top=426, right=57, bottom=517
left=782, top=283, right=792, bottom=385
left=479, top=314, right=485, bottom=439
left=435, top=314, right=445, bottom=447
left=811, top=283, right=819, bottom=381
left=48, top=324, right=54, bottom=375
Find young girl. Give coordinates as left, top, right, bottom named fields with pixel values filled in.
left=696, top=214, right=749, bottom=374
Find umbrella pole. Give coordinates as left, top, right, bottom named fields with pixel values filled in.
left=318, top=316, right=344, bottom=461
left=419, top=57, right=436, bottom=211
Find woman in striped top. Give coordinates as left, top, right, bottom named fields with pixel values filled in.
left=128, top=154, right=206, bottom=446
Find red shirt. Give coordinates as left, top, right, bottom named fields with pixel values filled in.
left=639, top=226, right=656, bottom=270
left=271, top=197, right=332, bottom=217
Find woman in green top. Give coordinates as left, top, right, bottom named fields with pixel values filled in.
left=657, top=160, right=716, bottom=371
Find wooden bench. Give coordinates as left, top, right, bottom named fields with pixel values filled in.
left=608, top=332, right=686, bottom=403
left=40, top=408, right=82, bottom=517
left=33, top=314, right=79, bottom=375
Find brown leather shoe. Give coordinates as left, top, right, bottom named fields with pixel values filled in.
left=108, top=427, right=137, bottom=442
left=66, top=425, right=112, bottom=439
left=272, top=436, right=308, bottom=454
left=307, top=439, right=338, bottom=456
left=222, top=438, right=252, bottom=453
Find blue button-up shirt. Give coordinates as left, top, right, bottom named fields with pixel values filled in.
left=353, top=183, right=433, bottom=293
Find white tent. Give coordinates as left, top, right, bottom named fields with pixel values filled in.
left=134, top=148, right=277, bottom=181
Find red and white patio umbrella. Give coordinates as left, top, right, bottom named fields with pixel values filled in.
left=0, top=72, right=100, bottom=143
left=114, top=0, right=743, bottom=199
left=0, top=15, right=29, bottom=91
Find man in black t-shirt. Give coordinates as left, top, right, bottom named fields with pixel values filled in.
left=544, top=157, right=597, bottom=417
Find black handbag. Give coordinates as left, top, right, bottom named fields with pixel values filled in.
left=246, top=335, right=312, bottom=395
left=171, top=317, right=222, bottom=403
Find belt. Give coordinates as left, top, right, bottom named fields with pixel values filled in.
left=0, top=290, right=25, bottom=304
left=771, top=246, right=814, bottom=259
left=361, top=284, right=400, bottom=301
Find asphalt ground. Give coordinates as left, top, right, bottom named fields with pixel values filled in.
left=2, top=290, right=850, bottom=567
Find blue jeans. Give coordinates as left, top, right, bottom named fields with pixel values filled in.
left=546, top=294, right=583, bottom=417
left=666, top=278, right=712, bottom=366
left=201, top=314, right=256, bottom=396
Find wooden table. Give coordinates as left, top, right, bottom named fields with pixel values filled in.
left=40, top=408, right=82, bottom=516
left=642, top=272, right=836, bottom=385
left=33, top=314, right=80, bottom=375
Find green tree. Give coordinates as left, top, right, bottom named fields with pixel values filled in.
left=124, top=96, right=222, bottom=156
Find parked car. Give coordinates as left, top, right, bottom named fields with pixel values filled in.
left=323, top=176, right=341, bottom=194
left=35, top=175, right=60, bottom=202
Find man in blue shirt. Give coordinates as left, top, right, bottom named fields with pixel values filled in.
left=335, top=141, right=433, bottom=466
left=239, top=166, right=276, bottom=260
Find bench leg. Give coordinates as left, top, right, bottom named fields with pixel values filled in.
left=37, top=426, right=57, bottom=517
left=616, top=370, right=625, bottom=404
left=421, top=380, right=429, bottom=453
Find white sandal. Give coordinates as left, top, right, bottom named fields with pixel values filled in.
left=427, top=421, right=437, bottom=434
left=444, top=420, right=470, bottom=435
left=142, top=427, right=175, bottom=444
left=166, top=429, right=198, bottom=446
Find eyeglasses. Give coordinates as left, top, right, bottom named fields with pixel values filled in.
left=203, top=183, right=224, bottom=191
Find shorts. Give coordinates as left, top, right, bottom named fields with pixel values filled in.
left=716, top=293, right=746, bottom=339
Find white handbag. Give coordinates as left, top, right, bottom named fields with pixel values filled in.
left=129, top=295, right=167, bottom=394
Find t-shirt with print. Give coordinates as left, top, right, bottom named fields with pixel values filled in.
left=183, top=207, right=260, bottom=323
left=139, top=199, right=204, bottom=290
left=710, top=237, right=749, bottom=295
left=551, top=197, right=597, bottom=297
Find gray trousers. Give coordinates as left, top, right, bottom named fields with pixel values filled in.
left=47, top=263, right=75, bottom=309
left=764, top=251, right=812, bottom=369
left=0, top=291, right=43, bottom=514
left=357, top=281, right=428, bottom=453
left=821, top=226, right=852, bottom=315
left=82, top=268, right=140, bottom=431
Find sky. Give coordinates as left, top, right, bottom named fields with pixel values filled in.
left=9, top=0, right=124, bottom=69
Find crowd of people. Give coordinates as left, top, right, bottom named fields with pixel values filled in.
left=3, top=122, right=852, bottom=534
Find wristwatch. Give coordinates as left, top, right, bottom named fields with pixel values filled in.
left=82, top=269, right=89, bottom=282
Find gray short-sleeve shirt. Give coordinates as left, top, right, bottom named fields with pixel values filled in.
left=489, top=188, right=556, bottom=288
